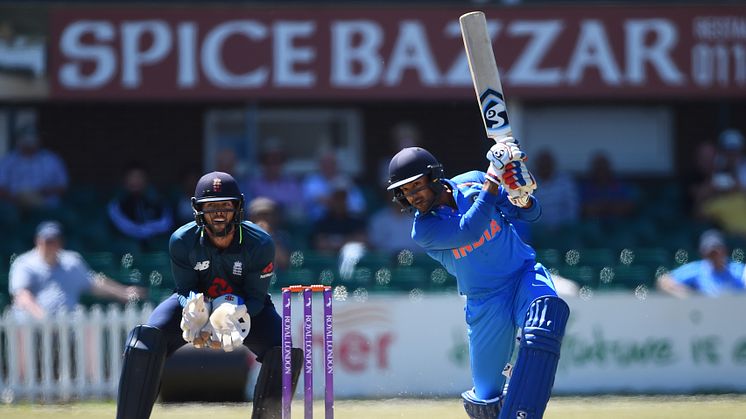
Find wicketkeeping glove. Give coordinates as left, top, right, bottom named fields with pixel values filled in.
left=180, top=292, right=210, bottom=344
left=209, top=294, right=251, bottom=352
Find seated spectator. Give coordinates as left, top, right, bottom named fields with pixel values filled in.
left=247, top=197, right=293, bottom=271
left=367, top=198, right=420, bottom=255
left=696, top=129, right=746, bottom=237
left=174, top=168, right=201, bottom=225
left=302, top=150, right=366, bottom=221
left=719, top=128, right=746, bottom=187
left=688, top=141, right=720, bottom=214
left=580, top=152, right=638, bottom=221
left=378, top=121, right=423, bottom=185
left=532, top=148, right=580, bottom=229
left=107, top=162, right=173, bottom=251
left=247, top=142, right=304, bottom=222
left=657, top=229, right=745, bottom=298
left=9, top=221, right=147, bottom=321
left=310, top=177, right=367, bottom=254
left=0, top=124, right=68, bottom=210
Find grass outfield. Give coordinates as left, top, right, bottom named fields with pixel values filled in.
left=1, top=395, right=745, bottom=418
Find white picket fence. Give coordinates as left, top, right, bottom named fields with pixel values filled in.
left=0, top=304, right=152, bottom=402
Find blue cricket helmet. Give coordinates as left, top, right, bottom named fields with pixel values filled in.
left=191, top=171, right=244, bottom=226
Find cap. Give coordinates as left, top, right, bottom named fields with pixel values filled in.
left=193, top=171, right=242, bottom=203
left=719, top=129, right=744, bottom=151
left=248, top=197, right=277, bottom=216
left=699, top=229, right=726, bottom=254
left=36, top=221, right=62, bottom=240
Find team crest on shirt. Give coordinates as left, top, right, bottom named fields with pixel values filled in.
left=260, top=262, right=274, bottom=279
left=232, top=261, right=243, bottom=275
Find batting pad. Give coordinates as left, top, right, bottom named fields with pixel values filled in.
left=499, top=296, right=570, bottom=419
left=116, top=325, right=168, bottom=419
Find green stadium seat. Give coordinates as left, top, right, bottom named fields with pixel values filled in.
left=623, top=247, right=671, bottom=269
left=389, top=266, right=428, bottom=291
left=82, top=251, right=116, bottom=273
left=566, top=248, right=615, bottom=268
left=608, top=264, right=655, bottom=289
left=535, top=248, right=561, bottom=268
left=557, top=265, right=597, bottom=288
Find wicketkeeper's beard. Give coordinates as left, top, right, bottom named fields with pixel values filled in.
left=205, top=219, right=235, bottom=237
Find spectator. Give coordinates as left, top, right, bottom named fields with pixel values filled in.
left=688, top=141, right=721, bottom=215
left=247, top=142, right=304, bottom=222
left=580, top=151, right=638, bottom=221
left=367, top=196, right=420, bottom=255
left=107, top=162, right=173, bottom=251
left=9, top=221, right=146, bottom=321
left=696, top=130, right=746, bottom=237
left=247, top=197, right=293, bottom=271
left=657, top=229, right=745, bottom=298
left=378, top=121, right=423, bottom=185
left=718, top=128, right=746, bottom=187
left=174, top=168, right=201, bottom=225
left=310, top=177, right=367, bottom=254
left=0, top=124, right=68, bottom=210
left=302, top=150, right=366, bottom=220
left=532, top=148, right=580, bottom=229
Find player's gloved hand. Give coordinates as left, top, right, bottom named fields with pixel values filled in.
left=180, top=292, right=210, bottom=345
left=209, top=294, right=251, bottom=352
left=502, top=160, right=536, bottom=193
left=502, top=160, right=536, bottom=207
left=486, top=139, right=525, bottom=179
left=485, top=139, right=525, bottom=185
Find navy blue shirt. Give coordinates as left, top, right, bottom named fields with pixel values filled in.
left=168, top=221, right=275, bottom=316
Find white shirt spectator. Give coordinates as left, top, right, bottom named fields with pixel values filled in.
left=9, top=248, right=92, bottom=320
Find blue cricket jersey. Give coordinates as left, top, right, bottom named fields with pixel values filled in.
left=412, top=171, right=542, bottom=296
left=669, top=259, right=746, bottom=296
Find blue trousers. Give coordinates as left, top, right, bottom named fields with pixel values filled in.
left=147, top=293, right=282, bottom=361
left=465, top=263, right=557, bottom=400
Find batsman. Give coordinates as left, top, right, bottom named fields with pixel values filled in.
left=387, top=141, right=569, bottom=419
left=115, top=171, right=301, bottom=419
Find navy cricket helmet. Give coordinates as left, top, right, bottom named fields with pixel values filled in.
left=191, top=171, right=244, bottom=227
left=387, top=147, right=445, bottom=210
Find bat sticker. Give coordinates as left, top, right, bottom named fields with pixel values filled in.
left=479, top=88, right=510, bottom=133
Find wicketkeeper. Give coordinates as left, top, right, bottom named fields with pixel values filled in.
left=116, top=171, right=301, bottom=419
left=386, top=141, right=570, bottom=419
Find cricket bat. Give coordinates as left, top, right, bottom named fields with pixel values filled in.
left=459, top=11, right=512, bottom=143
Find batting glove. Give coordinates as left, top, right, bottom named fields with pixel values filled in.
left=502, top=161, right=536, bottom=207
left=209, top=294, right=251, bottom=352
left=486, top=140, right=525, bottom=171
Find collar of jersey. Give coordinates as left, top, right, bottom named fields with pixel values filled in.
left=415, top=179, right=463, bottom=218
left=199, top=223, right=243, bottom=249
